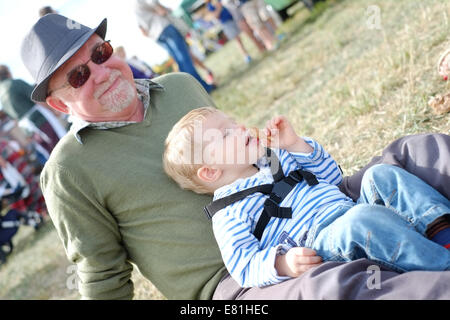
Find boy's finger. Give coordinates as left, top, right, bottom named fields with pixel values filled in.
left=297, top=255, right=322, bottom=265
left=291, top=247, right=317, bottom=256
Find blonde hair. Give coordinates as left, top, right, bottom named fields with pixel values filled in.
left=163, top=106, right=218, bottom=194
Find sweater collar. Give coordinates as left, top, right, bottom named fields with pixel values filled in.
left=69, top=79, right=164, bottom=144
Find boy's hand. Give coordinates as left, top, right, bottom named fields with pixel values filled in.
left=275, top=247, right=323, bottom=277
left=263, top=116, right=313, bottom=153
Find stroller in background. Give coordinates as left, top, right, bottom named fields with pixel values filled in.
left=0, top=162, right=43, bottom=266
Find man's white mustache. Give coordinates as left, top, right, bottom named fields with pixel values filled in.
left=93, top=70, right=121, bottom=99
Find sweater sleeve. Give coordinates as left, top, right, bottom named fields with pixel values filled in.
left=289, top=137, right=343, bottom=186
left=40, top=164, right=134, bottom=299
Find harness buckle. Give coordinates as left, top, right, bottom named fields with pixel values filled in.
left=271, top=179, right=293, bottom=203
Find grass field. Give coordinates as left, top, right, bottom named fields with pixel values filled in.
left=1, top=0, right=449, bottom=300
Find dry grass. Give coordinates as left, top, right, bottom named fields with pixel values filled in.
left=1, top=0, right=449, bottom=300
left=208, top=0, right=450, bottom=174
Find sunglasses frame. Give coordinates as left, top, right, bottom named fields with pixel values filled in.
left=47, top=40, right=113, bottom=96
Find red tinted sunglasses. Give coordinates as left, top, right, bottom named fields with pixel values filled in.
left=48, top=40, right=113, bottom=95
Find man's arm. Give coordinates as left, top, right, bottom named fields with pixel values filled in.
left=41, top=164, right=134, bottom=299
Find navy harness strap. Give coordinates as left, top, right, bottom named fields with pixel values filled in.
left=203, top=148, right=319, bottom=241
left=203, top=184, right=273, bottom=219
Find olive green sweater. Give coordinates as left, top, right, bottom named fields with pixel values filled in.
left=40, top=73, right=226, bottom=300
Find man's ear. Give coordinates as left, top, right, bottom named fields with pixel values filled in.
left=45, top=96, right=70, bottom=114
left=197, top=166, right=222, bottom=183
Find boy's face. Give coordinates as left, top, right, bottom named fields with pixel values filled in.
left=200, top=111, right=265, bottom=170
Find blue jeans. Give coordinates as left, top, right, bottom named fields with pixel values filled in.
left=157, top=24, right=213, bottom=93
left=306, top=164, right=450, bottom=272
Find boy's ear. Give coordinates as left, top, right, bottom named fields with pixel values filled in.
left=45, top=96, right=70, bottom=114
left=197, top=166, right=222, bottom=183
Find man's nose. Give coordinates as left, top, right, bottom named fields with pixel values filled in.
left=88, top=61, right=111, bottom=84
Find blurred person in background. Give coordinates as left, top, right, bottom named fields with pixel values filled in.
left=206, top=0, right=253, bottom=64
left=222, top=0, right=267, bottom=53
left=0, top=65, right=66, bottom=156
left=38, top=5, right=57, bottom=17
left=239, top=0, right=277, bottom=50
left=135, top=0, right=216, bottom=92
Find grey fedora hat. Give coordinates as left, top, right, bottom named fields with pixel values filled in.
left=21, top=14, right=107, bottom=102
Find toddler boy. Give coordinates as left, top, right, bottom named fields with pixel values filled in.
left=163, top=107, right=450, bottom=287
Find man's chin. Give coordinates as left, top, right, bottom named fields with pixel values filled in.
left=100, top=81, right=136, bottom=113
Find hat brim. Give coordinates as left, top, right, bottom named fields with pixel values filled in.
left=31, top=18, right=107, bottom=102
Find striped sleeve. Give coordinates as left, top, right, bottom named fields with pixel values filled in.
left=212, top=204, right=290, bottom=287
left=289, top=137, right=343, bottom=186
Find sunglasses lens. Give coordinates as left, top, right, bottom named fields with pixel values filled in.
left=64, top=41, right=112, bottom=90
left=67, top=65, right=91, bottom=88
left=92, top=41, right=113, bottom=64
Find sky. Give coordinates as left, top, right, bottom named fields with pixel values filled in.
left=0, top=0, right=183, bottom=84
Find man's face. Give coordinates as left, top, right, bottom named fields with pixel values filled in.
left=46, top=34, right=137, bottom=122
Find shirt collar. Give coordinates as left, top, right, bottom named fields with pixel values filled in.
left=70, top=79, right=164, bottom=144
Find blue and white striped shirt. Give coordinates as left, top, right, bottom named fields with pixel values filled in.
left=212, top=138, right=354, bottom=287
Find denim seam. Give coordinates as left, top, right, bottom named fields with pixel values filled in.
left=369, top=180, right=380, bottom=204
left=386, top=189, right=397, bottom=206
left=383, top=201, right=416, bottom=227
left=389, top=241, right=401, bottom=263
left=327, top=222, right=340, bottom=258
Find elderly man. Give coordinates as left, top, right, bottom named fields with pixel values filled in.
left=21, top=14, right=450, bottom=300
left=22, top=14, right=226, bottom=300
